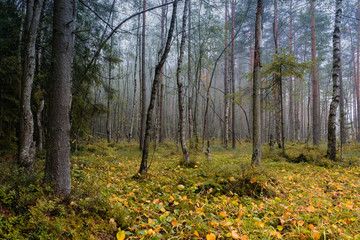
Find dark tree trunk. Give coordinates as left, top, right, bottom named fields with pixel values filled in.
left=288, top=0, right=294, bottom=142
left=357, top=3, right=360, bottom=142
left=231, top=0, right=236, bottom=149
left=187, top=0, right=193, bottom=146
left=224, top=0, right=229, bottom=148
left=106, top=4, right=116, bottom=143
left=129, top=15, right=141, bottom=142
left=139, top=0, right=178, bottom=174
left=273, top=0, right=281, bottom=149
left=140, top=0, right=147, bottom=150
left=339, top=38, right=346, bottom=145
left=156, top=0, right=167, bottom=146
left=311, top=0, right=321, bottom=145
left=251, top=0, right=262, bottom=166
left=45, top=0, right=76, bottom=199
left=18, top=0, right=44, bottom=171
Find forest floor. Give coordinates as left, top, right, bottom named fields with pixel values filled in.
left=0, top=140, right=360, bottom=239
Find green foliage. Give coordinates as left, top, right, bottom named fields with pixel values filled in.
left=262, top=52, right=313, bottom=84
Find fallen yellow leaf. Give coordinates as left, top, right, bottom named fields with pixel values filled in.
left=231, top=231, right=240, bottom=239
left=306, top=205, right=316, bottom=212
left=219, top=211, right=228, bottom=217
left=312, top=231, right=321, bottom=240
left=116, top=230, right=125, bottom=240
left=297, top=220, right=305, bottom=226
left=206, top=233, right=216, bottom=240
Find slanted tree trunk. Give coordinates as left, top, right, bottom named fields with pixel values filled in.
left=231, top=0, right=236, bottom=149
left=224, top=0, right=229, bottom=148
left=327, top=0, right=342, bottom=161
left=45, top=0, right=76, bottom=199
left=311, top=0, right=321, bottom=145
left=140, top=0, right=147, bottom=150
left=139, top=0, right=177, bottom=174
left=18, top=0, right=44, bottom=171
left=251, top=0, right=262, bottom=166
left=176, top=0, right=190, bottom=163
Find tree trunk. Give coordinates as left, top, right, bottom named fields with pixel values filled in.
left=156, top=0, right=167, bottom=145
left=18, top=0, right=44, bottom=171
left=251, top=0, right=262, bottom=166
left=106, top=6, right=115, bottom=143
left=224, top=0, right=229, bottom=148
left=139, top=0, right=178, bottom=174
left=129, top=15, right=141, bottom=142
left=311, top=0, right=320, bottom=145
left=339, top=38, right=346, bottom=145
left=45, top=0, right=76, bottom=199
left=140, top=0, right=147, bottom=150
left=327, top=0, right=342, bottom=161
left=273, top=0, right=281, bottom=149
left=357, top=2, right=360, bottom=142
left=231, top=0, right=236, bottom=149
left=176, top=0, right=190, bottom=163
left=288, top=0, right=294, bottom=142
left=187, top=0, right=193, bottom=145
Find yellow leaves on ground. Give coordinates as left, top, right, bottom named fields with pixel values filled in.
left=312, top=230, right=321, bottom=240
left=297, top=220, right=305, bottom=226
left=206, top=232, right=217, bottom=240
left=116, top=230, right=125, bottom=240
left=219, top=211, right=228, bottom=217
left=306, top=205, right=316, bottom=212
left=73, top=141, right=360, bottom=239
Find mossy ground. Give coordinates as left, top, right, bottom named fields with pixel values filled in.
left=0, top=140, right=359, bottom=239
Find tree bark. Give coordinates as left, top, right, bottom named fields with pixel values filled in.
left=357, top=2, right=360, bottom=142
left=156, top=0, right=167, bottom=146
left=273, top=0, right=281, bottom=149
left=139, top=0, right=178, bottom=174
left=311, top=0, right=321, bottom=145
left=140, top=0, right=147, bottom=150
left=251, top=0, right=262, bottom=166
left=45, top=0, right=76, bottom=199
left=18, top=0, right=44, bottom=171
left=339, top=38, right=346, bottom=145
left=224, top=0, right=229, bottom=148
left=129, top=15, right=141, bottom=142
left=231, top=0, right=236, bottom=149
left=106, top=1, right=116, bottom=143
left=187, top=0, right=193, bottom=146
left=176, top=0, right=190, bottom=163
left=288, top=0, right=294, bottom=142
left=327, top=0, right=342, bottom=161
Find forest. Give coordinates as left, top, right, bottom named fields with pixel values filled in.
left=0, top=0, right=360, bottom=239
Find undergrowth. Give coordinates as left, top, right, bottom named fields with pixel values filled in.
left=0, top=140, right=359, bottom=239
